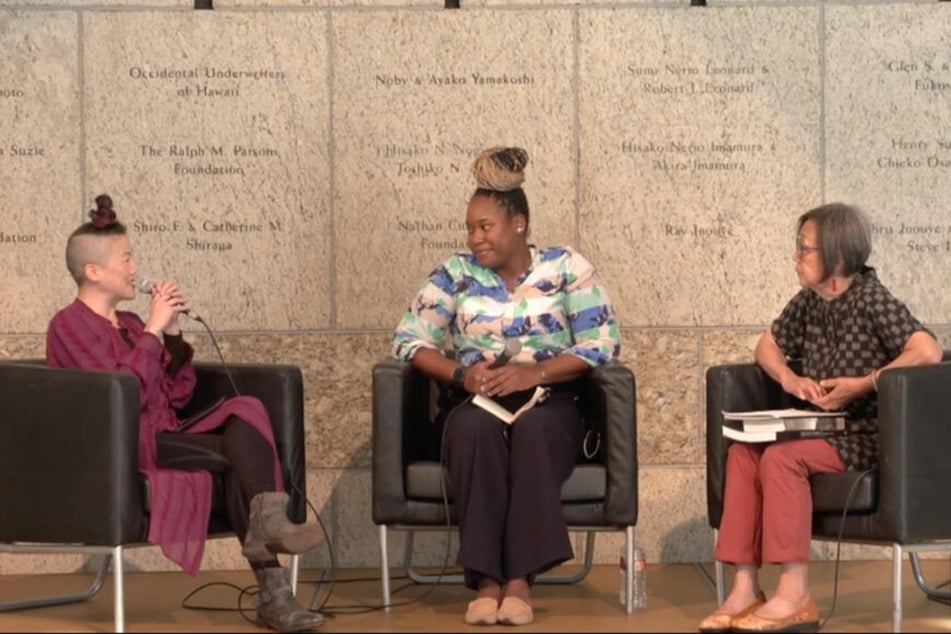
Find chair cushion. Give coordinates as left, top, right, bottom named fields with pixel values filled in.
left=810, top=470, right=877, bottom=513
left=405, top=461, right=607, bottom=503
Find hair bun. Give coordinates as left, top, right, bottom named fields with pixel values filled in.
left=88, top=194, right=118, bottom=229
left=471, top=146, right=529, bottom=192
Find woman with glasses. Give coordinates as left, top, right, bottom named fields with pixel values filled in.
left=699, top=203, right=942, bottom=633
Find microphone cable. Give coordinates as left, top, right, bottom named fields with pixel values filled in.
left=311, top=378, right=468, bottom=615
left=817, top=466, right=877, bottom=631
left=180, top=373, right=462, bottom=620
left=186, top=313, right=240, bottom=398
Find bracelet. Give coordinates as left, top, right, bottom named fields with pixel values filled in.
left=870, top=369, right=880, bottom=392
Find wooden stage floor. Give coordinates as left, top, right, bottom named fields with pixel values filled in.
left=1, top=560, right=949, bottom=632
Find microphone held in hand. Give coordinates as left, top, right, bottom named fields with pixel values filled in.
left=489, top=339, right=522, bottom=369
left=137, top=277, right=202, bottom=322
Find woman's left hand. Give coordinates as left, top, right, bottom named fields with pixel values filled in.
left=814, top=376, right=870, bottom=411
left=150, top=280, right=190, bottom=335
left=479, top=364, right=542, bottom=398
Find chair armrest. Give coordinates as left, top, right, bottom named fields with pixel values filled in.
left=875, top=362, right=951, bottom=542
left=578, top=361, right=638, bottom=526
left=192, top=362, right=307, bottom=523
left=371, top=358, right=435, bottom=525
left=0, top=362, right=144, bottom=544
left=705, top=362, right=793, bottom=528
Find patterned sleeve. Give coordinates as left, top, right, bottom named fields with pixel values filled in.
left=563, top=249, right=622, bottom=366
left=770, top=290, right=809, bottom=359
left=392, top=256, right=459, bottom=362
left=864, top=282, right=933, bottom=359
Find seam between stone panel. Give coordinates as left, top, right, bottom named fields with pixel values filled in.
left=572, top=8, right=581, bottom=252
left=819, top=0, right=827, bottom=203
left=327, top=9, right=337, bottom=331
left=78, top=9, right=86, bottom=219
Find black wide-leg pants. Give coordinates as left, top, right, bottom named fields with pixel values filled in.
left=155, top=417, right=276, bottom=543
left=443, top=391, right=583, bottom=589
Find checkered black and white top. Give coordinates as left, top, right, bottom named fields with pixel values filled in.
left=771, top=267, right=933, bottom=471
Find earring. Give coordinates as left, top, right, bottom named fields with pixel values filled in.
left=516, top=227, right=524, bottom=234
left=831, top=278, right=838, bottom=292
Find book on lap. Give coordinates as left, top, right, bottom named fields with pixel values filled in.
left=472, top=386, right=550, bottom=425
left=721, top=408, right=847, bottom=443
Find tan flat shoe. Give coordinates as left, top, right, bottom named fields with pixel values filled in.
left=464, top=597, right=499, bottom=626
left=497, top=596, right=534, bottom=626
left=731, top=599, right=819, bottom=633
left=698, top=592, right=767, bottom=633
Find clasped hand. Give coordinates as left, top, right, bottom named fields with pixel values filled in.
left=143, top=280, right=191, bottom=335
left=466, top=361, right=540, bottom=398
left=782, top=374, right=866, bottom=411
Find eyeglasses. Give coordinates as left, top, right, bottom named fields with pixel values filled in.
left=795, top=239, right=820, bottom=257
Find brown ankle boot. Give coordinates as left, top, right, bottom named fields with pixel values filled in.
left=253, top=566, right=325, bottom=632
left=242, top=492, right=323, bottom=559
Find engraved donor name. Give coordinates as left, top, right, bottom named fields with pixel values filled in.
left=664, top=223, right=735, bottom=239
left=628, top=63, right=759, bottom=76
left=140, top=144, right=278, bottom=159
left=630, top=62, right=763, bottom=96
left=397, top=218, right=468, bottom=232
left=0, top=231, right=37, bottom=245
left=621, top=140, right=766, bottom=155
left=134, top=219, right=274, bottom=234
left=0, top=144, right=46, bottom=157
left=397, top=161, right=444, bottom=177
left=374, top=72, right=535, bottom=87
left=641, top=80, right=754, bottom=95
left=915, top=78, right=951, bottom=92
left=128, top=66, right=287, bottom=81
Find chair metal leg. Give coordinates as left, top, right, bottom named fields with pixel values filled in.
left=404, top=529, right=464, bottom=584
left=113, top=546, right=125, bottom=633
left=624, top=525, right=635, bottom=614
left=289, top=554, right=299, bottom=597
left=909, top=552, right=951, bottom=600
left=892, top=543, right=903, bottom=633
left=714, top=529, right=724, bottom=606
left=0, top=550, right=112, bottom=614
left=380, top=525, right=391, bottom=610
left=536, top=532, right=596, bottom=585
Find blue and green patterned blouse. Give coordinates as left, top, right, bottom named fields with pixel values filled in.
left=393, top=246, right=621, bottom=368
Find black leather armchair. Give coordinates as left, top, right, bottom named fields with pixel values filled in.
left=705, top=358, right=951, bottom=632
left=0, top=359, right=308, bottom=632
left=372, top=358, right=638, bottom=611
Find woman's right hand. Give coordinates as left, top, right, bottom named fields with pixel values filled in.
left=781, top=373, right=827, bottom=405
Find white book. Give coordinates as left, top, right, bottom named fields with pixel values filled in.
left=722, top=408, right=846, bottom=421
left=472, top=386, right=550, bottom=425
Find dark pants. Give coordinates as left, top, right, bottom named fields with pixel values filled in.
left=156, top=416, right=276, bottom=543
left=443, top=391, right=582, bottom=589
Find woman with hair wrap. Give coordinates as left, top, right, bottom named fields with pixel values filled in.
left=393, top=147, right=622, bottom=626
left=46, top=195, right=325, bottom=632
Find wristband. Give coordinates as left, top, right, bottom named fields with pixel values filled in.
left=451, top=365, right=467, bottom=388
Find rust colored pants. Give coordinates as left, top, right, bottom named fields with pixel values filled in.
left=715, top=440, right=845, bottom=566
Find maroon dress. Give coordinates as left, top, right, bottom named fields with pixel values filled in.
left=46, top=299, right=285, bottom=575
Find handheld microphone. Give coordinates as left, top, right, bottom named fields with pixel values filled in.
left=488, top=339, right=522, bottom=369
left=138, top=278, right=203, bottom=322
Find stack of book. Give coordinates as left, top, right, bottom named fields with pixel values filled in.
left=721, top=408, right=848, bottom=443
